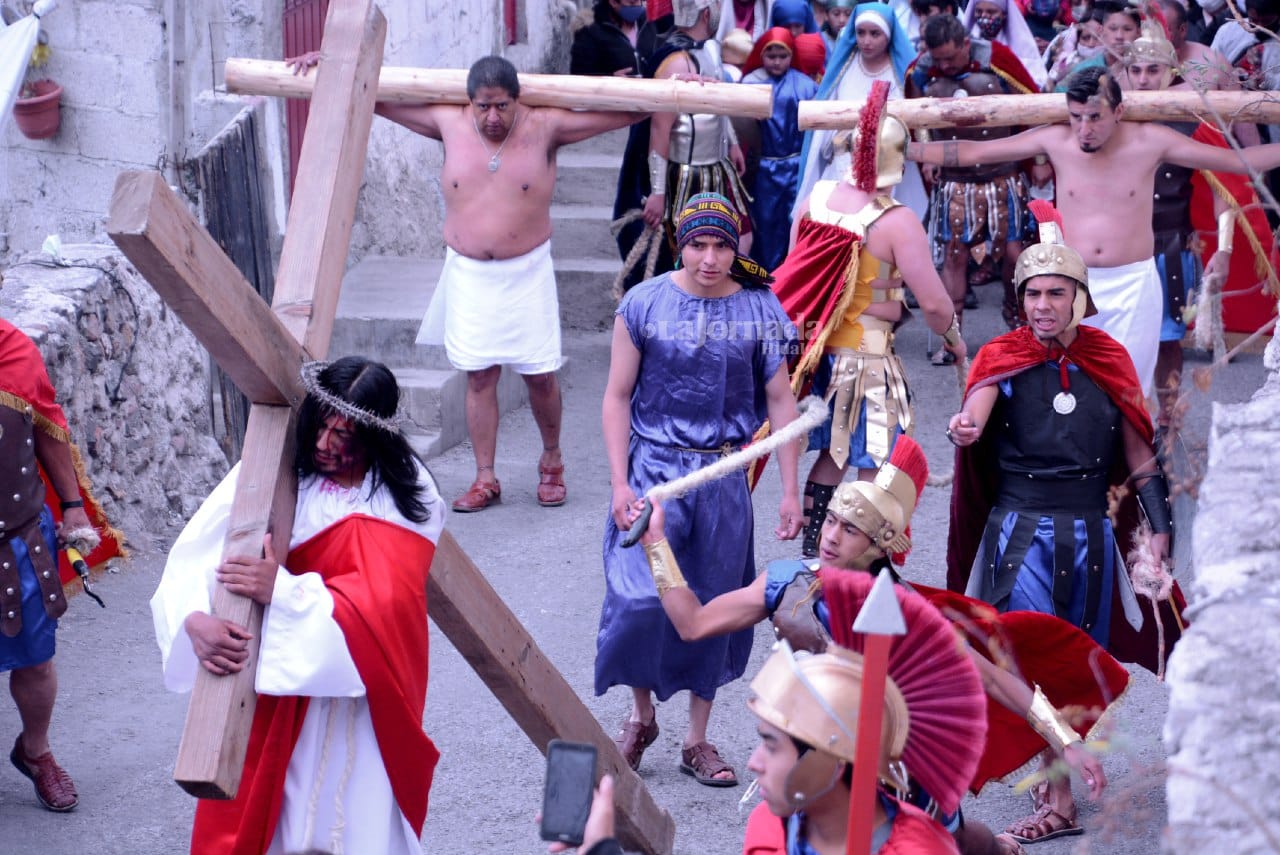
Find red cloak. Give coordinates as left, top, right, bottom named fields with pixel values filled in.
left=1188, top=122, right=1279, bottom=336
left=0, top=319, right=124, bottom=580
left=192, top=513, right=439, bottom=854
left=945, top=325, right=1186, bottom=676
left=742, top=797, right=959, bottom=854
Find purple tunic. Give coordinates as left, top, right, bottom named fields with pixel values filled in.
left=595, top=273, right=798, bottom=701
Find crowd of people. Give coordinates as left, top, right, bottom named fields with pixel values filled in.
left=5, top=2, right=1272, bottom=853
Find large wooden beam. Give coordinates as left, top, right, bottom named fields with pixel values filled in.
left=225, top=58, right=773, bottom=119
left=428, top=532, right=676, bottom=855
left=130, top=0, right=387, bottom=799
left=107, top=171, right=304, bottom=408
left=799, top=89, right=1280, bottom=130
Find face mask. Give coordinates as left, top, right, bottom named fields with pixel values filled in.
left=618, top=4, right=647, bottom=22
left=1076, top=41, right=1103, bottom=58
left=976, top=14, right=1005, bottom=39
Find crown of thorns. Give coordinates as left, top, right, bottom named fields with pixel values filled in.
left=299, top=361, right=402, bottom=434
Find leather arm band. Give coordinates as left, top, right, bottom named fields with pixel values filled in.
left=1027, top=684, right=1081, bottom=754
left=1134, top=468, right=1173, bottom=535
left=648, top=150, right=669, bottom=196
left=1217, top=209, right=1236, bottom=255
left=643, top=538, right=688, bottom=597
left=60, top=499, right=84, bottom=510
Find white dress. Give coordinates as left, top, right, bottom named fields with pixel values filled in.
left=152, top=462, right=446, bottom=854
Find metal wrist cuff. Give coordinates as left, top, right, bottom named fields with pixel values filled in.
left=1135, top=468, right=1173, bottom=535
left=942, top=314, right=962, bottom=348
left=1027, top=684, right=1080, bottom=753
left=1217, top=209, right=1236, bottom=254
left=914, top=128, right=932, bottom=144
left=648, top=150, right=669, bottom=196
left=643, top=538, right=687, bottom=597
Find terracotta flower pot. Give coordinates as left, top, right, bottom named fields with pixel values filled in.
left=14, top=80, right=62, bottom=140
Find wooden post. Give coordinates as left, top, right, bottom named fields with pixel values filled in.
left=798, top=89, right=1280, bottom=130
left=429, top=533, right=676, bottom=855
left=224, top=58, right=774, bottom=119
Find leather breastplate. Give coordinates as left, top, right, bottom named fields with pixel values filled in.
left=769, top=569, right=832, bottom=654
left=993, top=363, right=1120, bottom=511
left=1152, top=122, right=1197, bottom=235
left=925, top=72, right=1019, bottom=180
left=669, top=40, right=729, bottom=165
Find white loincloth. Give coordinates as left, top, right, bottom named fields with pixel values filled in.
left=1081, top=258, right=1161, bottom=396
left=417, top=239, right=562, bottom=375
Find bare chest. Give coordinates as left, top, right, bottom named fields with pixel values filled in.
left=439, top=125, right=556, bottom=208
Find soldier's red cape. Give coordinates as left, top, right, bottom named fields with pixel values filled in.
left=0, top=319, right=124, bottom=582
left=191, top=514, right=439, bottom=854
left=1188, top=122, right=1278, bottom=335
left=945, top=325, right=1186, bottom=676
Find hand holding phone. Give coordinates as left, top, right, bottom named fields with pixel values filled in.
left=540, top=740, right=598, bottom=846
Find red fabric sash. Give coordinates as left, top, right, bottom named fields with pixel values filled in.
left=946, top=326, right=1185, bottom=676
left=192, top=513, right=438, bottom=853
left=1188, top=122, right=1278, bottom=335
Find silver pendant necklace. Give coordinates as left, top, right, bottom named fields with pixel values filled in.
left=472, top=110, right=518, bottom=173
left=1053, top=391, right=1077, bottom=414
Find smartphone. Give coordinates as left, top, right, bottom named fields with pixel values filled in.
left=539, top=739, right=598, bottom=846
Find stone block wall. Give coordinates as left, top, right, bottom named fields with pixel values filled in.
left=1164, top=337, right=1280, bottom=853
left=0, top=245, right=228, bottom=546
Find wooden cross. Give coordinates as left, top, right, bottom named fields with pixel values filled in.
left=105, top=2, right=673, bottom=852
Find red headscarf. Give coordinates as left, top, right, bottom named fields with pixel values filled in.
left=792, top=32, right=828, bottom=79
left=742, top=26, right=796, bottom=74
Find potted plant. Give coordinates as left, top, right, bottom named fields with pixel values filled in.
left=14, top=34, right=61, bottom=140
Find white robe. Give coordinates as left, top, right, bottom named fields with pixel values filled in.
left=152, top=462, right=446, bottom=855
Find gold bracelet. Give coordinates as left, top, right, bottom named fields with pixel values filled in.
left=941, top=314, right=962, bottom=348
left=1217, top=209, right=1236, bottom=255
left=1027, top=685, right=1081, bottom=754
left=643, top=538, right=688, bottom=597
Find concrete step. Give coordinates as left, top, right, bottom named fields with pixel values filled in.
left=560, top=126, right=632, bottom=157
left=554, top=151, right=623, bottom=205
left=551, top=203, right=618, bottom=260
left=557, top=257, right=623, bottom=331
left=395, top=365, right=529, bottom=458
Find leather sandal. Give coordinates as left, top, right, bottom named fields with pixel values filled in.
left=1004, top=804, right=1082, bottom=844
left=452, top=478, right=501, bottom=513
left=10, top=735, right=78, bottom=812
left=615, top=715, right=659, bottom=771
left=680, top=740, right=738, bottom=787
left=536, top=462, right=567, bottom=508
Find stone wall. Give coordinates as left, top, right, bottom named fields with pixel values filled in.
left=1164, top=337, right=1280, bottom=853
left=2, top=0, right=577, bottom=263
left=0, top=245, right=228, bottom=547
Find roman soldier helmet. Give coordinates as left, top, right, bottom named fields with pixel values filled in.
left=749, top=642, right=911, bottom=810
left=843, top=79, right=908, bottom=191
left=1128, top=2, right=1179, bottom=86
left=1015, top=199, right=1097, bottom=330
left=828, top=435, right=928, bottom=566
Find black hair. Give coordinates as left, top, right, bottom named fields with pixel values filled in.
left=466, top=55, right=520, bottom=100
left=295, top=356, right=433, bottom=524
left=922, top=13, right=968, bottom=50
left=1093, top=0, right=1140, bottom=25
left=1064, top=65, right=1122, bottom=108
left=909, top=0, right=960, bottom=17
left=1158, top=0, right=1187, bottom=29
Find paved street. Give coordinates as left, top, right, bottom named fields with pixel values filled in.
left=0, top=290, right=1266, bottom=853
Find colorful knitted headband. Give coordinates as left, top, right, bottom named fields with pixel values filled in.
left=675, top=192, right=741, bottom=253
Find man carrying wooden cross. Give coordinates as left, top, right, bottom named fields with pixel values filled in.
left=291, top=53, right=645, bottom=514
left=152, top=357, right=446, bottom=854
left=906, top=65, right=1280, bottom=396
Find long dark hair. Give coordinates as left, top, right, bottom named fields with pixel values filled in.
left=295, top=357, right=433, bottom=523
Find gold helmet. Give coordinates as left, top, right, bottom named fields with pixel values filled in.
left=748, top=641, right=910, bottom=811
left=828, top=435, right=928, bottom=566
left=849, top=79, right=907, bottom=191
left=1015, top=200, right=1097, bottom=330
left=1128, top=8, right=1178, bottom=87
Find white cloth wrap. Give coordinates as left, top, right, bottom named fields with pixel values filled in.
left=1081, top=258, right=1161, bottom=397
left=151, top=462, right=445, bottom=855
left=417, top=239, right=563, bottom=375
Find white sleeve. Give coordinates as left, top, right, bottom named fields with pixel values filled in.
left=150, top=464, right=238, bottom=693
left=255, top=567, right=365, bottom=697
